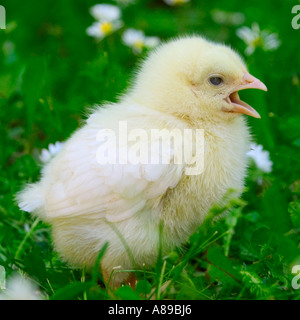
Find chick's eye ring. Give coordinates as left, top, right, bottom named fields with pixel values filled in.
left=208, top=76, right=224, bottom=86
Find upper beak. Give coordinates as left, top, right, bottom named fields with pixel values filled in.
left=223, top=72, right=268, bottom=118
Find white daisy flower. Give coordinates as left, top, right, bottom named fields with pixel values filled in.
left=0, top=274, right=43, bottom=300
left=87, top=20, right=123, bottom=40
left=163, top=0, right=190, bottom=6
left=122, top=28, right=160, bottom=54
left=211, top=10, right=245, bottom=26
left=236, top=23, right=281, bottom=56
left=89, top=4, right=121, bottom=22
left=39, top=141, right=64, bottom=163
left=87, top=4, right=123, bottom=40
left=247, top=143, right=273, bottom=173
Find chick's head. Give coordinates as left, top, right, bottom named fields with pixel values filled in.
left=128, top=36, right=267, bottom=121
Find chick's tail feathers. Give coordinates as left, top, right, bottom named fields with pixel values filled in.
left=16, top=183, right=46, bottom=218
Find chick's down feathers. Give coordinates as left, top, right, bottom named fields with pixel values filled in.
left=17, top=36, right=267, bottom=287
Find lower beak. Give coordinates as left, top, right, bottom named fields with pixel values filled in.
left=223, top=72, right=268, bottom=118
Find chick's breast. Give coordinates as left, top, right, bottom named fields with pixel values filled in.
left=161, top=115, right=250, bottom=244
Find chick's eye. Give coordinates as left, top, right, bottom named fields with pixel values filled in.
left=209, top=76, right=223, bottom=86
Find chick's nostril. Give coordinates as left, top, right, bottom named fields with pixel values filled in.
left=242, top=72, right=257, bottom=84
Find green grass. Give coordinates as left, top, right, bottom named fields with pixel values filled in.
left=1, top=0, right=300, bottom=300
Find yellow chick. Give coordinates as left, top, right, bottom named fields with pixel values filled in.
left=17, top=36, right=267, bottom=288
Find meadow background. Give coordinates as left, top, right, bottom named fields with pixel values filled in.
left=0, top=0, right=300, bottom=300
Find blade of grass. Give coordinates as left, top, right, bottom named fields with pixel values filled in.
left=105, top=220, right=137, bottom=271
left=91, top=241, right=109, bottom=283
left=14, top=218, right=40, bottom=261
left=156, top=260, right=166, bottom=300
left=81, top=263, right=87, bottom=300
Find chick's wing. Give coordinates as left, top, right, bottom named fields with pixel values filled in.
left=42, top=125, right=184, bottom=222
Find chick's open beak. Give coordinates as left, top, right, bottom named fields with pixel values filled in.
left=223, top=72, right=267, bottom=118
